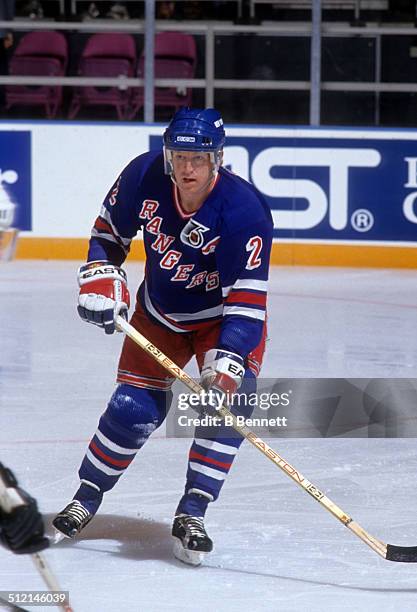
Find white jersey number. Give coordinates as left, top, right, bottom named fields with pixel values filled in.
left=245, top=236, right=263, bottom=270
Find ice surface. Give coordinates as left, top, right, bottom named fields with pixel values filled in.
left=1, top=261, right=417, bottom=612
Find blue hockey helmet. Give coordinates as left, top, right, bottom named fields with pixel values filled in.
left=163, top=107, right=226, bottom=176
left=163, top=107, right=226, bottom=152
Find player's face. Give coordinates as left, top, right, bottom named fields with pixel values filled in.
left=171, top=151, right=213, bottom=193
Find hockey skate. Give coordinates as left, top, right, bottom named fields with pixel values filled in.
left=172, top=514, right=213, bottom=566
left=53, top=500, right=93, bottom=540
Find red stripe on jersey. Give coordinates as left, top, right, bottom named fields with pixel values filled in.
left=94, top=216, right=115, bottom=235
left=226, top=291, right=267, bottom=307
left=90, top=441, right=133, bottom=468
left=189, top=450, right=232, bottom=470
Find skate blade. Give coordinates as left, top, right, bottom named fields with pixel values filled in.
left=172, top=537, right=207, bottom=566
left=53, top=529, right=68, bottom=544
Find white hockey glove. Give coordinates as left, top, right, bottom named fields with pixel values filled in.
left=200, top=349, right=245, bottom=416
left=200, top=349, right=245, bottom=414
left=77, top=261, right=130, bottom=335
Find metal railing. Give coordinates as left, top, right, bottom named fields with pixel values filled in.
left=1, top=17, right=417, bottom=124
left=249, top=0, right=387, bottom=20
left=70, top=0, right=244, bottom=19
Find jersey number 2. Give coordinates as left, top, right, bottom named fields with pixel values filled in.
left=245, top=236, right=263, bottom=270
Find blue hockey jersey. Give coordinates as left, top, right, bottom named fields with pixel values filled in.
left=87, top=150, right=273, bottom=360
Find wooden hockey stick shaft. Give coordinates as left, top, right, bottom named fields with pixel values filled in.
left=31, top=553, right=73, bottom=612
left=116, top=315, right=417, bottom=563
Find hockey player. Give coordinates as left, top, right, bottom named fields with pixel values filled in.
left=0, top=462, right=49, bottom=554
left=53, top=107, right=273, bottom=565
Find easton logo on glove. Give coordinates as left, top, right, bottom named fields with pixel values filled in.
left=80, top=264, right=127, bottom=281
left=227, top=362, right=245, bottom=377
left=201, top=349, right=245, bottom=396
left=77, top=260, right=130, bottom=334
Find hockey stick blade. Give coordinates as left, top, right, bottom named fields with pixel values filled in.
left=115, top=315, right=417, bottom=564
left=385, top=545, right=417, bottom=563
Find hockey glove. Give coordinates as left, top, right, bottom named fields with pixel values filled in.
left=200, top=349, right=245, bottom=416
left=0, top=464, right=49, bottom=555
left=78, top=261, right=130, bottom=334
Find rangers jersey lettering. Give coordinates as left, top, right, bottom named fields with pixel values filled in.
left=88, top=150, right=273, bottom=358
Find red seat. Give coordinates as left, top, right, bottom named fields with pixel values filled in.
left=68, top=33, right=136, bottom=121
left=6, top=32, right=68, bottom=119
left=128, top=32, right=197, bottom=120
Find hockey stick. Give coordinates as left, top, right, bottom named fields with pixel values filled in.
left=0, top=474, right=73, bottom=611
left=31, top=553, right=73, bottom=612
left=116, top=314, right=417, bottom=563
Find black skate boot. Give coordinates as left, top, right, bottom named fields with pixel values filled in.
left=53, top=501, right=93, bottom=540
left=172, top=514, right=213, bottom=566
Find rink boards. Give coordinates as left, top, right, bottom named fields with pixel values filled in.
left=1, top=121, right=417, bottom=268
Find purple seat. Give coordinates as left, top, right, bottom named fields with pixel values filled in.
left=128, top=32, right=197, bottom=120
left=68, top=33, right=136, bottom=121
left=5, top=32, right=68, bottom=119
